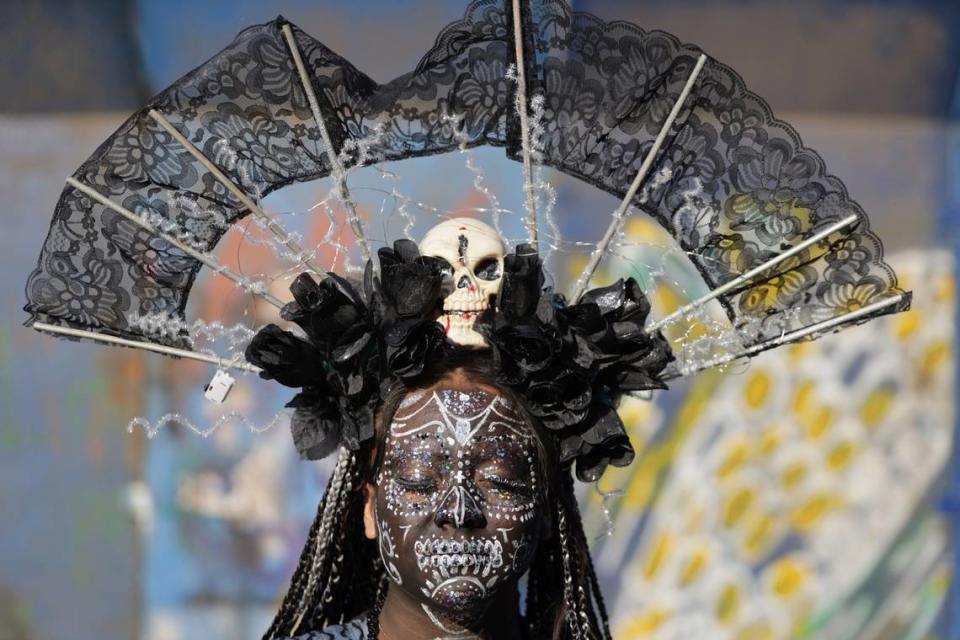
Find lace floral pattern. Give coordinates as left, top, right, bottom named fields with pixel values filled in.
left=25, top=0, right=908, bottom=355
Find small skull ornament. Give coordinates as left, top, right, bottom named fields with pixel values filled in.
left=419, top=217, right=504, bottom=347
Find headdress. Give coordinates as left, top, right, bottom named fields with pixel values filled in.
left=24, top=0, right=911, bottom=478
left=245, top=238, right=674, bottom=481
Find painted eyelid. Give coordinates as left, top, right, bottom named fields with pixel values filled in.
left=396, top=476, right=439, bottom=490
left=480, top=475, right=531, bottom=492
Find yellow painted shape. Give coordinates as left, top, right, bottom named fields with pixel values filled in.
left=620, top=607, right=671, bottom=636
left=744, top=371, right=771, bottom=409
left=919, top=341, right=951, bottom=385
left=758, top=425, right=783, bottom=457
left=790, top=493, right=842, bottom=532
left=827, top=440, right=857, bottom=471
left=716, top=438, right=751, bottom=480
left=655, top=285, right=684, bottom=321
left=643, top=532, right=674, bottom=580
left=715, top=583, right=741, bottom=624
left=743, top=512, right=779, bottom=560
left=894, top=308, right=920, bottom=340
left=791, top=380, right=816, bottom=417
left=625, top=217, right=667, bottom=242
left=769, top=557, right=811, bottom=598
left=860, top=387, right=895, bottom=427
left=723, top=487, right=756, bottom=528
left=803, top=405, right=834, bottom=440
left=679, top=544, right=711, bottom=586
left=781, top=461, right=809, bottom=489
left=788, top=342, right=811, bottom=362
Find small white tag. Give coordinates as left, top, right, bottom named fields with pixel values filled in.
left=204, top=369, right=235, bottom=404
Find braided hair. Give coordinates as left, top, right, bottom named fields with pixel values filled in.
left=264, top=352, right=613, bottom=640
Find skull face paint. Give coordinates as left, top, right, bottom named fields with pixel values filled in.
left=375, top=383, right=542, bottom=625
left=419, top=218, right=504, bottom=347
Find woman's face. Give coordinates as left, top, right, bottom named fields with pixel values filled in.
left=365, top=380, right=545, bottom=622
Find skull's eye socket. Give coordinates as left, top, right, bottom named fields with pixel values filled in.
left=474, top=257, right=501, bottom=281
left=436, top=258, right=455, bottom=283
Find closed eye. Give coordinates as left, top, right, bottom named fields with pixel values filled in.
left=397, top=477, right=438, bottom=493
left=480, top=475, right=531, bottom=496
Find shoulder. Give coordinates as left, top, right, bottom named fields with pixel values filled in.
left=289, top=616, right=369, bottom=640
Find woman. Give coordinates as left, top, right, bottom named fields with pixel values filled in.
left=246, top=235, right=673, bottom=639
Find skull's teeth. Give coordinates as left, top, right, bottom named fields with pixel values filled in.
left=443, top=299, right=489, bottom=312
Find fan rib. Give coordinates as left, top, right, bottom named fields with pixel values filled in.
left=30, top=321, right=261, bottom=373
left=647, top=213, right=859, bottom=332
left=511, top=0, right=539, bottom=249
left=674, top=293, right=907, bottom=377
left=147, top=109, right=326, bottom=278
left=65, top=177, right=285, bottom=310
left=280, top=24, right=373, bottom=267
left=570, top=54, right=708, bottom=302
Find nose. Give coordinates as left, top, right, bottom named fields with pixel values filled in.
left=434, top=484, right=487, bottom=529
left=456, top=274, right=475, bottom=292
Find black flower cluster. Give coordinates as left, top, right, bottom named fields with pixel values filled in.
left=476, top=244, right=673, bottom=481
left=245, top=239, right=673, bottom=482
left=245, top=240, right=448, bottom=459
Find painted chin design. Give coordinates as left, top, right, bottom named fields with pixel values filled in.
left=416, top=535, right=507, bottom=611
left=430, top=576, right=488, bottom=613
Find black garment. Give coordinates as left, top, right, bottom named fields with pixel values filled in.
left=289, top=616, right=369, bottom=640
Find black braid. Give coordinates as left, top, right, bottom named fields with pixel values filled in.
left=521, top=469, right=612, bottom=640
left=262, top=476, right=332, bottom=639
left=263, top=451, right=383, bottom=639
left=568, top=498, right=612, bottom=639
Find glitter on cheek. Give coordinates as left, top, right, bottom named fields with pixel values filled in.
left=381, top=432, right=447, bottom=519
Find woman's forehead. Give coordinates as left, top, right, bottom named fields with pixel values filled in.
left=390, top=382, right=532, bottom=446
left=398, top=387, right=512, bottom=414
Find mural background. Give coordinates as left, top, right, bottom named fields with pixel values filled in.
left=1, top=1, right=958, bottom=639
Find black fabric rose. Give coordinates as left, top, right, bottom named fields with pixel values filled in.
left=559, top=406, right=636, bottom=482
left=480, top=251, right=673, bottom=482
left=339, top=397, right=375, bottom=451
left=376, top=239, right=449, bottom=379
left=526, top=368, right=593, bottom=430
left=384, top=318, right=447, bottom=379
left=286, top=389, right=341, bottom=460
left=246, top=268, right=383, bottom=458
left=498, top=243, right=545, bottom=322
left=589, top=279, right=672, bottom=392
left=479, top=320, right=557, bottom=381
left=377, top=239, right=445, bottom=319
left=281, top=273, right=365, bottom=349
left=245, top=324, right=324, bottom=388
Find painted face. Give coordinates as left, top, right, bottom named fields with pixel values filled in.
left=374, top=383, right=543, bottom=626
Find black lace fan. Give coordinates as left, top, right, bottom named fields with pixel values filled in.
left=24, top=0, right=910, bottom=377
